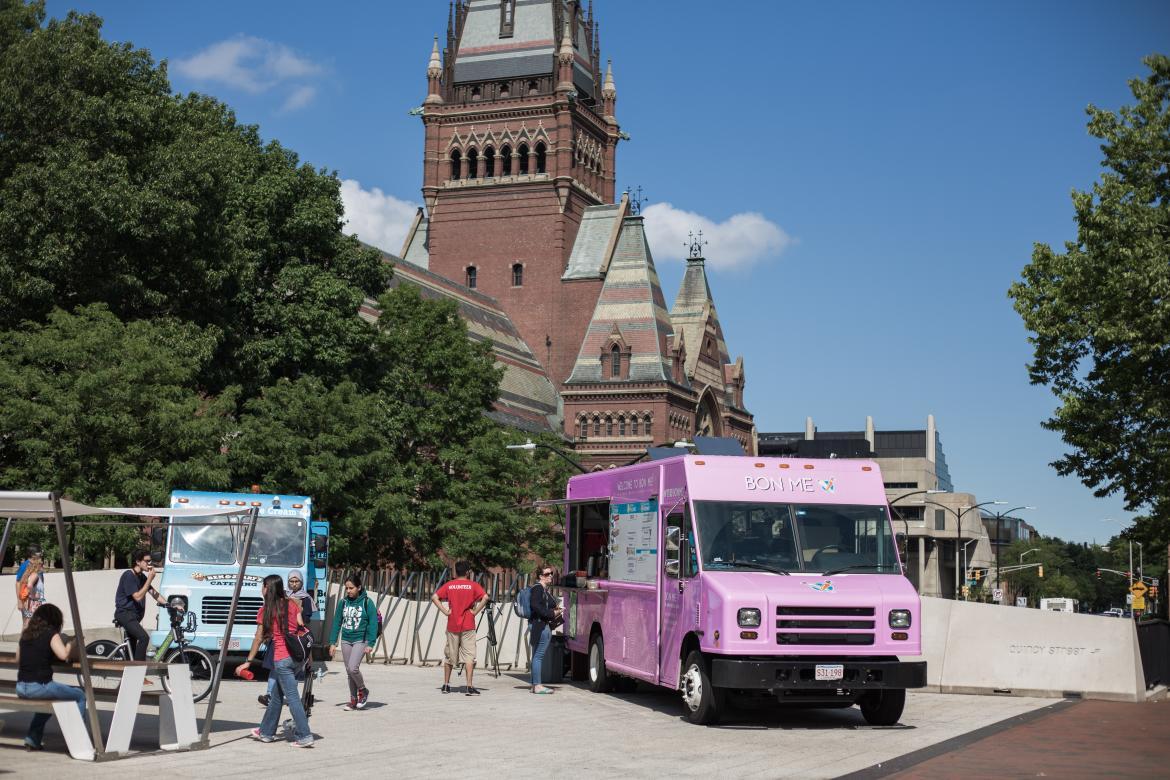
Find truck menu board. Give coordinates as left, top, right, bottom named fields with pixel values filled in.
left=610, top=500, right=658, bottom=584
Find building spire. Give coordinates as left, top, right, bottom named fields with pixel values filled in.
left=425, top=36, right=444, bottom=105
left=557, top=19, right=575, bottom=92
left=602, top=60, right=616, bottom=97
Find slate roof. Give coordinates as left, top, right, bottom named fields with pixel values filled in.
left=670, top=256, right=731, bottom=379
left=400, top=208, right=430, bottom=270
left=562, top=200, right=625, bottom=280
left=360, top=250, right=559, bottom=434
left=453, top=0, right=596, bottom=98
left=566, top=216, right=679, bottom=384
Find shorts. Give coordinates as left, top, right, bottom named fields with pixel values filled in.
left=444, top=629, right=477, bottom=665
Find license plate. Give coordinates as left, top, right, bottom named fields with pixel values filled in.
left=216, top=639, right=241, bottom=650
left=815, top=664, right=844, bottom=681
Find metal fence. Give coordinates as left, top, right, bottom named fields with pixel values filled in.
left=320, top=568, right=537, bottom=672
left=1137, top=618, right=1170, bottom=689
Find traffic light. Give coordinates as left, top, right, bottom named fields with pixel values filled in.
left=1038, top=565, right=1044, bottom=578
left=974, top=569, right=983, bottom=582
left=961, top=585, right=970, bottom=598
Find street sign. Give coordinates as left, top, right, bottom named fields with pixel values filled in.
left=1133, top=595, right=1147, bottom=611
left=1016, top=596, right=1027, bottom=608
left=993, top=588, right=1003, bottom=603
left=1131, top=581, right=1148, bottom=596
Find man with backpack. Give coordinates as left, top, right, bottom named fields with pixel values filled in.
left=431, top=561, right=488, bottom=695
left=327, top=574, right=378, bottom=710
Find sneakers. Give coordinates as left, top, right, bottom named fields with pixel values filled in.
left=250, top=727, right=275, bottom=743
left=343, top=697, right=356, bottom=711
left=258, top=694, right=270, bottom=707
left=465, top=686, right=480, bottom=696
left=440, top=684, right=451, bottom=694
left=290, top=739, right=314, bottom=748
left=356, top=687, right=369, bottom=709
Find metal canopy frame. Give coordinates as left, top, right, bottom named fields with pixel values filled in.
left=0, top=491, right=257, bottom=760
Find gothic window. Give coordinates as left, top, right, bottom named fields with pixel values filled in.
left=468, top=148, right=480, bottom=178
left=527, top=79, right=539, bottom=96
left=518, top=143, right=530, bottom=175
left=645, top=415, right=652, bottom=438
left=500, top=0, right=514, bottom=36
left=450, top=150, right=462, bottom=181
left=484, top=146, right=496, bottom=178
left=593, top=416, right=601, bottom=437
left=610, top=345, right=621, bottom=377
left=535, top=142, right=547, bottom=174
left=471, top=86, right=482, bottom=101
left=577, top=416, right=586, bottom=439
left=498, top=82, right=510, bottom=98
left=618, top=416, right=626, bottom=436
left=501, top=145, right=513, bottom=176
left=512, top=263, right=523, bottom=287
left=466, top=266, right=477, bottom=289
left=606, top=416, right=614, bottom=436
left=631, top=416, right=639, bottom=435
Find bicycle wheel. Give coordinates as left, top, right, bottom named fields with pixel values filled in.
left=78, top=640, right=129, bottom=690
left=163, top=646, right=216, bottom=703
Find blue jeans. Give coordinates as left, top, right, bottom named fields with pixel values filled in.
left=529, top=623, right=551, bottom=686
left=259, top=657, right=312, bottom=745
left=15, top=680, right=87, bottom=747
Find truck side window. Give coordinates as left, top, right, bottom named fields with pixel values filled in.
left=666, top=511, right=697, bottom=579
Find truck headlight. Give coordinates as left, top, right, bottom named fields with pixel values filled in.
left=738, top=608, right=762, bottom=627
left=889, top=609, right=912, bottom=629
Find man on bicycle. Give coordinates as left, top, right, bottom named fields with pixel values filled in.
left=115, top=549, right=167, bottom=661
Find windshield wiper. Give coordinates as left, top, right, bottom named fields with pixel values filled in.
left=709, top=560, right=790, bottom=576
left=820, top=563, right=902, bottom=577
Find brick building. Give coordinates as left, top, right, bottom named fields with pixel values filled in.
left=392, top=0, right=755, bottom=466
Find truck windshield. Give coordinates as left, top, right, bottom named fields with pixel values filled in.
left=168, top=514, right=306, bottom=567
left=693, top=501, right=898, bottom=574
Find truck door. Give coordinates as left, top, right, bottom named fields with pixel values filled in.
left=310, top=521, right=330, bottom=619
left=659, top=503, right=698, bottom=688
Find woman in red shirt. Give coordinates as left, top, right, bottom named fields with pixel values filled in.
left=236, top=574, right=313, bottom=747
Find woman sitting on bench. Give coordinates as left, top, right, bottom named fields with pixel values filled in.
left=15, top=603, right=86, bottom=751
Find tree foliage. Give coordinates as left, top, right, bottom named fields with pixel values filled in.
left=1009, top=55, right=1170, bottom=522
left=0, top=1, right=571, bottom=570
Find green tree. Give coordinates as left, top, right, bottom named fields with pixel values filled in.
left=0, top=305, right=235, bottom=566
left=1009, top=55, right=1170, bottom=522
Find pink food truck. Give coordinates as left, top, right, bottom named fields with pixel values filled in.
left=556, top=454, right=926, bottom=725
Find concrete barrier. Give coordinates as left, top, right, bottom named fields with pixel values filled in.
left=920, top=596, right=1145, bottom=702
left=1, top=569, right=158, bottom=641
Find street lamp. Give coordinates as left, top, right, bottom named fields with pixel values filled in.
left=917, top=499, right=1006, bottom=600
left=1101, top=518, right=1134, bottom=591
left=887, top=489, right=945, bottom=584
left=1019, top=547, right=1040, bottom=564
left=986, top=506, right=1035, bottom=596
left=505, top=439, right=588, bottom=473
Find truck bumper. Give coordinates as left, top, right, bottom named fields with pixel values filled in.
left=711, top=657, right=927, bottom=690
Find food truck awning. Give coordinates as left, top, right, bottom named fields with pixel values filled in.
left=532, top=497, right=613, bottom=509
left=0, top=491, right=246, bottom=519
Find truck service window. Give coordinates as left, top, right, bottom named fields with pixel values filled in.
left=693, top=502, right=897, bottom=574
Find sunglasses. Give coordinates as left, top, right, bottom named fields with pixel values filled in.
left=540, top=571, right=553, bottom=577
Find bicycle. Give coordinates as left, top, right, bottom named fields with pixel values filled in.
left=85, top=598, right=216, bottom=703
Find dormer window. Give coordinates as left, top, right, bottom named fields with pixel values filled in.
left=500, top=0, right=515, bottom=37
left=498, top=82, right=510, bottom=98
left=610, top=345, right=621, bottom=377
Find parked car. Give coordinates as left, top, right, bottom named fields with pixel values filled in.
left=1103, top=608, right=1124, bottom=618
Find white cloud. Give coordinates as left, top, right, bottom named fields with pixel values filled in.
left=641, top=202, right=792, bottom=269
left=173, top=36, right=323, bottom=110
left=340, top=179, right=420, bottom=256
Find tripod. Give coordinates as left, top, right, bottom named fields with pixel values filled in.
left=455, top=600, right=502, bottom=679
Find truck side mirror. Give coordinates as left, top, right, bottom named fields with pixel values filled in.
left=311, top=534, right=329, bottom=562
left=151, top=526, right=167, bottom=550
left=895, top=532, right=907, bottom=558
left=664, top=525, right=681, bottom=576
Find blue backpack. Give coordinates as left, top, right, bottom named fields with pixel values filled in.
left=513, top=585, right=533, bottom=619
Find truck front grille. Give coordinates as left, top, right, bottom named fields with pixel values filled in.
left=776, top=605, right=875, bottom=646
left=201, top=596, right=264, bottom=624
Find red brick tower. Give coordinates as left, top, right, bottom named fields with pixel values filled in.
left=418, top=0, right=621, bottom=389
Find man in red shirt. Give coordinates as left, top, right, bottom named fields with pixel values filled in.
left=431, top=561, right=489, bottom=695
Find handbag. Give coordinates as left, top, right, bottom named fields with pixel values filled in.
left=285, top=626, right=313, bottom=664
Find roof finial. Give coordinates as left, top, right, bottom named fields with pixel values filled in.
left=560, top=19, right=574, bottom=61
left=427, top=36, right=442, bottom=77
left=602, top=59, right=616, bottom=98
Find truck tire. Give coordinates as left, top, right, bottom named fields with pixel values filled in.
left=588, top=634, right=614, bottom=693
left=681, top=650, right=725, bottom=725
left=859, top=689, right=906, bottom=726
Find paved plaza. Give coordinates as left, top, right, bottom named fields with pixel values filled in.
left=0, top=659, right=1063, bottom=779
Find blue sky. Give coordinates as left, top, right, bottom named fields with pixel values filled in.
left=44, top=0, right=1168, bottom=544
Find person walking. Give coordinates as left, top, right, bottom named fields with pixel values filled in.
left=529, top=566, right=562, bottom=694
left=14, top=603, right=87, bottom=751
left=327, top=574, right=377, bottom=710
left=16, top=547, right=45, bottom=629
left=236, top=574, right=314, bottom=747
left=258, top=570, right=315, bottom=707
left=114, top=549, right=166, bottom=660
left=431, top=561, right=488, bottom=695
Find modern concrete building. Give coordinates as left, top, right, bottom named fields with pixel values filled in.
left=758, top=415, right=994, bottom=599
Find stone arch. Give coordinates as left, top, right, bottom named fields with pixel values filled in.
left=696, top=388, right=722, bottom=438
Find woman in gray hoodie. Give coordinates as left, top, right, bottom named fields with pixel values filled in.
left=328, top=575, right=378, bottom=710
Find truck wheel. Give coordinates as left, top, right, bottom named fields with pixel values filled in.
left=588, top=634, right=613, bottom=693
left=859, top=689, right=906, bottom=726
left=681, top=650, right=724, bottom=725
